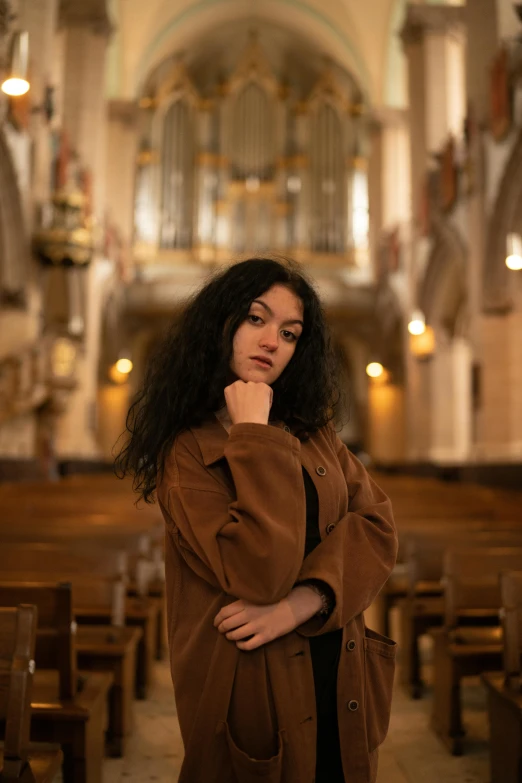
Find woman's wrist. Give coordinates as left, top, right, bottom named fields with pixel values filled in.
left=285, top=584, right=325, bottom=626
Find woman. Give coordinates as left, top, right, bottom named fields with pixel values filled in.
left=116, top=257, right=397, bottom=783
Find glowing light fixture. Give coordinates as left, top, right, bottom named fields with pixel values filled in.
left=366, top=362, right=384, bottom=379
left=1, top=31, right=30, bottom=97
left=506, top=232, right=522, bottom=271
left=115, top=357, right=133, bottom=374
left=408, top=309, right=426, bottom=336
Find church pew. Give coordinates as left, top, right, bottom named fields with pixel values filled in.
left=0, top=604, right=63, bottom=782
left=482, top=570, right=522, bottom=783
left=379, top=517, right=522, bottom=637
left=430, top=547, right=522, bottom=756
left=0, top=583, right=113, bottom=783
left=0, top=575, right=139, bottom=757
left=399, top=529, right=522, bottom=698
left=0, top=545, right=158, bottom=703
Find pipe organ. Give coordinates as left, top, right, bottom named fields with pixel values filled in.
left=133, top=35, right=369, bottom=268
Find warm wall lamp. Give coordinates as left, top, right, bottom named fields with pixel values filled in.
left=506, top=232, right=522, bottom=270
left=407, top=309, right=426, bottom=336
left=1, top=30, right=30, bottom=97
left=366, top=361, right=384, bottom=379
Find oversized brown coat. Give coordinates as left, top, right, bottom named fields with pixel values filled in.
left=157, top=416, right=398, bottom=783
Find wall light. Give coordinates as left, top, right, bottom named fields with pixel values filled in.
left=407, top=309, right=426, bottom=336
left=506, top=232, right=522, bottom=270
left=366, top=361, right=384, bottom=379
left=115, top=357, right=133, bottom=375
left=1, top=31, right=30, bottom=97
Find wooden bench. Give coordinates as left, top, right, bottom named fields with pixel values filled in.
left=0, top=604, right=63, bottom=782
left=430, top=547, right=522, bottom=755
left=482, top=570, right=522, bottom=783
left=399, top=529, right=522, bottom=698
left=0, top=542, right=161, bottom=700
left=0, top=582, right=113, bottom=783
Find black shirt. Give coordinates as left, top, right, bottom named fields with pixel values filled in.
left=302, top=467, right=345, bottom=782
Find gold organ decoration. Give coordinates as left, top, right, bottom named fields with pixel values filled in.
left=133, top=32, right=370, bottom=267
left=33, top=132, right=94, bottom=267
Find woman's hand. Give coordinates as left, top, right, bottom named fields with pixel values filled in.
left=224, top=380, right=273, bottom=426
left=214, top=586, right=323, bottom=651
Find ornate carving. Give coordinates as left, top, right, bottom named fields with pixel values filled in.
left=58, top=0, right=113, bottom=37
left=490, top=47, right=512, bottom=142
left=401, top=5, right=465, bottom=46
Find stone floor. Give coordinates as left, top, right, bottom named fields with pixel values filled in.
left=102, top=630, right=491, bottom=783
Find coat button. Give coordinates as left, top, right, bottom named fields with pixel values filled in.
left=316, top=466, right=326, bottom=476
left=325, top=523, right=336, bottom=535
left=346, top=640, right=356, bottom=651
left=283, top=425, right=291, bottom=433
left=348, top=700, right=359, bottom=711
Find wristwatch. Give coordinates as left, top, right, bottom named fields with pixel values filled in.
left=302, top=579, right=335, bottom=617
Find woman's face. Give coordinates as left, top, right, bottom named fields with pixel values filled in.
left=230, top=284, right=304, bottom=385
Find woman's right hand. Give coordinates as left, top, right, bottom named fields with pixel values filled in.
left=224, top=380, right=273, bottom=426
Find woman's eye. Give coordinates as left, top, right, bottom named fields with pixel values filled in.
left=282, top=330, right=297, bottom=341
left=247, top=314, right=262, bottom=324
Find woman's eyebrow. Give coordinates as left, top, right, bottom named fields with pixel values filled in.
left=251, top=299, right=304, bottom=327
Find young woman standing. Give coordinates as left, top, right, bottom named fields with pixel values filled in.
left=116, top=257, right=397, bottom=783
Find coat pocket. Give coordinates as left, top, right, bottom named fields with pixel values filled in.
left=223, top=721, right=285, bottom=783
left=364, top=627, right=397, bottom=753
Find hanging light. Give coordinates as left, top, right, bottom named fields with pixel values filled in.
left=1, top=31, right=30, bottom=97
left=506, top=232, right=522, bottom=271
left=366, top=361, right=384, bottom=379
left=408, top=309, right=426, bottom=336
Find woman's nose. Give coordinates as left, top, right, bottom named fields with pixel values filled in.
left=259, top=329, right=278, bottom=350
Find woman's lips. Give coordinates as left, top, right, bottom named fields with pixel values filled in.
left=251, top=358, right=272, bottom=369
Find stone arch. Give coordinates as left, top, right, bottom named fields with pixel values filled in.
left=134, top=0, right=373, bottom=103
left=0, top=130, right=30, bottom=306
left=484, top=128, right=522, bottom=313
left=419, top=217, right=468, bottom=338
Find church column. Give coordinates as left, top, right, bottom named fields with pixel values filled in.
left=20, top=0, right=58, bottom=218
left=400, top=4, right=466, bottom=460
left=52, top=5, right=113, bottom=459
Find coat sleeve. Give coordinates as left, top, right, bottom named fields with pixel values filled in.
left=296, top=428, right=397, bottom=636
left=161, top=422, right=306, bottom=605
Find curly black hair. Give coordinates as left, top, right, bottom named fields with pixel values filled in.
left=115, top=257, right=342, bottom=502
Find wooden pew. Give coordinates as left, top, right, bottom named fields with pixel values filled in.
left=0, top=583, right=113, bottom=783
left=430, top=547, right=522, bottom=755
left=0, top=543, right=157, bottom=704
left=399, top=529, right=522, bottom=698
left=482, top=570, right=522, bottom=783
left=0, top=604, right=63, bottom=782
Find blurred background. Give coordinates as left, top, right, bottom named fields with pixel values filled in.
left=0, top=0, right=521, bottom=483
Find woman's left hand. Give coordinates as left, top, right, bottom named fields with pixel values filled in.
left=213, top=586, right=323, bottom=651
left=213, top=598, right=297, bottom=651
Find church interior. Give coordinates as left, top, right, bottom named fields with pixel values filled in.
left=1, top=0, right=522, bottom=781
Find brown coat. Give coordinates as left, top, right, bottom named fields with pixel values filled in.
left=157, top=417, right=398, bottom=783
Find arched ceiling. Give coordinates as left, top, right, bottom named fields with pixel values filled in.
left=142, top=19, right=361, bottom=100
left=107, top=0, right=402, bottom=106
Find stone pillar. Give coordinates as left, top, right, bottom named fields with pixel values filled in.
left=53, top=5, right=113, bottom=459
left=400, top=4, right=466, bottom=460
left=20, top=0, right=58, bottom=214
left=430, top=335, right=473, bottom=463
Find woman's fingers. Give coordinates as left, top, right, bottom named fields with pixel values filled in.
left=217, top=612, right=248, bottom=633
left=236, top=634, right=265, bottom=651
left=225, top=622, right=256, bottom=641
left=213, top=600, right=245, bottom=627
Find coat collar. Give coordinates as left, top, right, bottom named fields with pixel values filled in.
left=190, top=414, right=288, bottom=467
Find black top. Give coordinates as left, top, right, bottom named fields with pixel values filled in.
left=302, top=467, right=345, bottom=782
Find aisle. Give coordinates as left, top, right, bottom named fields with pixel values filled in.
left=102, top=648, right=490, bottom=783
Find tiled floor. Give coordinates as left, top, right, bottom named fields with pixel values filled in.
left=102, top=633, right=491, bottom=783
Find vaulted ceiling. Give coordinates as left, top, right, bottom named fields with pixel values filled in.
left=106, top=0, right=406, bottom=107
